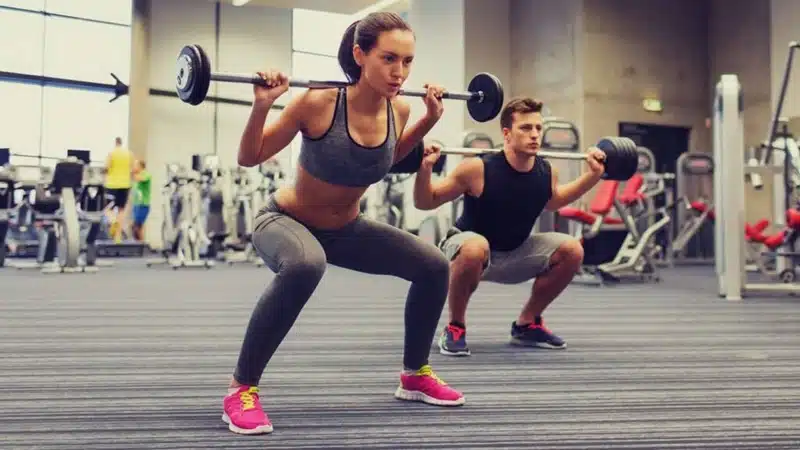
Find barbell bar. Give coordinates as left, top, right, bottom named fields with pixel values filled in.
left=440, top=147, right=590, bottom=159
left=389, top=136, right=640, bottom=181
left=175, top=44, right=505, bottom=122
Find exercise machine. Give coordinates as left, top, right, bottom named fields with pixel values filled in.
left=4, top=165, right=51, bottom=260
left=559, top=180, right=629, bottom=285
left=146, top=163, right=214, bottom=269
left=595, top=172, right=672, bottom=282
left=9, top=158, right=99, bottom=274
left=0, top=164, right=14, bottom=267
left=90, top=162, right=148, bottom=258
left=671, top=152, right=715, bottom=265
left=537, top=118, right=582, bottom=234
left=78, top=166, right=115, bottom=267
left=713, top=69, right=800, bottom=298
left=222, top=167, right=264, bottom=267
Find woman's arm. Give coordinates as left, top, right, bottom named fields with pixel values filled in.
left=238, top=92, right=308, bottom=167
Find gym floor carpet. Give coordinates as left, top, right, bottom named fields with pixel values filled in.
left=1, top=263, right=798, bottom=450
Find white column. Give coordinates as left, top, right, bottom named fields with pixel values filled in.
left=714, top=74, right=746, bottom=301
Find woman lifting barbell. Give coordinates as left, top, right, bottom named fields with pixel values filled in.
left=222, top=12, right=465, bottom=436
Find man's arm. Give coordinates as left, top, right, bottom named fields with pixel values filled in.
left=414, top=157, right=479, bottom=211
left=545, top=165, right=603, bottom=211
left=103, top=154, right=112, bottom=174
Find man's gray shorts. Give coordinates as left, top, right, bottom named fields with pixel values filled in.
left=439, top=228, right=574, bottom=284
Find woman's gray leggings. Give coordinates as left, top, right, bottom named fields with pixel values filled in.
left=233, top=197, right=450, bottom=386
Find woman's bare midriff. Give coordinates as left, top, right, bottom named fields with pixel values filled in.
left=272, top=166, right=367, bottom=230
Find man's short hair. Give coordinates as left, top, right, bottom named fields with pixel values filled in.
left=500, top=97, right=544, bottom=129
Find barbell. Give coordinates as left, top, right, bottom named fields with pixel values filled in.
left=390, top=136, right=640, bottom=181
left=175, top=44, right=505, bottom=122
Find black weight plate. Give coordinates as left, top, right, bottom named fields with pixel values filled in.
left=612, top=137, right=636, bottom=181
left=190, top=45, right=212, bottom=105
left=176, top=45, right=198, bottom=103
left=176, top=45, right=211, bottom=105
left=619, top=137, right=639, bottom=179
left=467, top=73, right=504, bottom=123
left=597, top=137, right=634, bottom=181
left=596, top=137, right=616, bottom=180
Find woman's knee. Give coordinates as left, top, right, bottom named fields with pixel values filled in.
left=410, top=241, right=450, bottom=283
left=251, top=212, right=327, bottom=283
left=279, top=253, right=327, bottom=284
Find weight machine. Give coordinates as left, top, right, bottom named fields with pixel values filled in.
left=6, top=158, right=101, bottom=274
left=713, top=71, right=800, bottom=298
left=146, top=162, right=214, bottom=270
left=671, top=152, right=716, bottom=265
left=593, top=172, right=672, bottom=282
left=0, top=164, right=13, bottom=267
left=222, top=166, right=266, bottom=267
left=77, top=165, right=114, bottom=268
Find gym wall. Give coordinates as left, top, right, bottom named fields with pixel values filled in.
left=504, top=0, right=772, bottom=156
left=135, top=0, right=292, bottom=246
left=710, top=0, right=771, bottom=150
left=580, top=0, right=710, bottom=152
left=509, top=0, right=584, bottom=131
left=507, top=0, right=584, bottom=200
left=463, top=0, right=511, bottom=145
left=0, top=0, right=132, bottom=167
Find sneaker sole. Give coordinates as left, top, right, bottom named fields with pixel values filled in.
left=221, top=412, right=274, bottom=435
left=438, top=342, right=471, bottom=357
left=394, top=387, right=466, bottom=406
left=438, top=336, right=471, bottom=357
left=509, top=338, right=567, bottom=350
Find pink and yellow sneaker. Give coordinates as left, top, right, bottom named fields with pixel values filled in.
left=394, top=365, right=465, bottom=406
left=222, top=386, right=273, bottom=435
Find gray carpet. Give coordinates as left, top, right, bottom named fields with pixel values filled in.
left=1, top=262, right=799, bottom=449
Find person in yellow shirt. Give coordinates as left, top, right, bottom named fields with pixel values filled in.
left=104, top=137, right=133, bottom=241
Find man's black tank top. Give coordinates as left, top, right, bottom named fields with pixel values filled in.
left=454, top=152, right=553, bottom=252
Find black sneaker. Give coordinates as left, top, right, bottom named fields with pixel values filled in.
left=438, top=323, right=471, bottom=356
left=509, top=320, right=567, bottom=349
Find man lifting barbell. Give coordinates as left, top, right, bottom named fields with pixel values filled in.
left=412, top=97, right=637, bottom=356
left=210, top=12, right=482, bottom=436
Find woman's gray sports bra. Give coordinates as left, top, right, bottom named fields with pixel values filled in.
left=297, top=88, right=397, bottom=187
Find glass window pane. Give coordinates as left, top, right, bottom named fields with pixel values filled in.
left=45, top=0, right=132, bottom=25
left=40, top=86, right=129, bottom=165
left=0, top=9, right=45, bottom=75
left=292, top=9, right=354, bottom=57
left=43, top=16, right=131, bottom=84
left=0, top=0, right=44, bottom=11
left=0, top=81, right=43, bottom=158
left=291, top=52, right=346, bottom=83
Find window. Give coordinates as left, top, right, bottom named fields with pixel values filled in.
left=0, top=81, right=43, bottom=157
left=291, top=51, right=346, bottom=83
left=0, top=0, right=44, bottom=11
left=40, top=86, right=129, bottom=164
left=0, top=9, right=45, bottom=75
left=292, top=9, right=353, bottom=57
left=45, top=0, right=132, bottom=25
left=43, top=16, right=131, bottom=84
